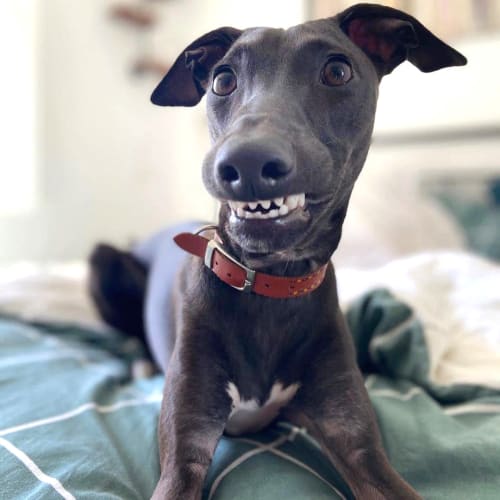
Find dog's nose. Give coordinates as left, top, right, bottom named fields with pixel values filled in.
left=215, top=137, right=295, bottom=199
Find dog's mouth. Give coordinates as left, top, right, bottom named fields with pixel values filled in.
left=227, top=193, right=306, bottom=220
left=220, top=192, right=316, bottom=257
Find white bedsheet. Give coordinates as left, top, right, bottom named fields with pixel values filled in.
left=0, top=261, right=107, bottom=332
left=336, top=251, right=500, bottom=389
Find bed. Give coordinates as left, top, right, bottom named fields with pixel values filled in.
left=1, top=249, right=499, bottom=499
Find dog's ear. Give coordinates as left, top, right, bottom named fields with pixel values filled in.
left=338, top=3, right=466, bottom=77
left=151, top=27, right=242, bottom=106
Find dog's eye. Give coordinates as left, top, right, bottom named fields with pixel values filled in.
left=321, top=57, right=352, bottom=86
left=212, top=69, right=237, bottom=96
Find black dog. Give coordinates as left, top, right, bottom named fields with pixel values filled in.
left=90, top=4, right=466, bottom=499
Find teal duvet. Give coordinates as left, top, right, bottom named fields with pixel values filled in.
left=1, top=290, right=499, bottom=499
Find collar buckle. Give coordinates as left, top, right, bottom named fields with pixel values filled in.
left=204, top=239, right=256, bottom=293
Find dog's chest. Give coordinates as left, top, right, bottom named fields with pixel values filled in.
left=225, top=381, right=300, bottom=436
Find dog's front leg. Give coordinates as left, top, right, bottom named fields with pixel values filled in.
left=285, top=374, right=420, bottom=499
left=285, top=341, right=421, bottom=499
left=151, top=342, right=231, bottom=500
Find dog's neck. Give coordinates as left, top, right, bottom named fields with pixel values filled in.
left=216, top=203, right=348, bottom=277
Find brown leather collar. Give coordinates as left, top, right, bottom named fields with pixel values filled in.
left=173, top=230, right=328, bottom=299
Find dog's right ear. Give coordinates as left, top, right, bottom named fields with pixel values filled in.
left=151, top=27, right=242, bottom=107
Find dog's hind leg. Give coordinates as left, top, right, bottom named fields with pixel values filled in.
left=89, top=222, right=203, bottom=372
left=88, top=243, right=148, bottom=344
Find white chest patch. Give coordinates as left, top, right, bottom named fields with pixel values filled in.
left=225, top=381, right=300, bottom=436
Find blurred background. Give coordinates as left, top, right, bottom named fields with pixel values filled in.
left=1, top=0, right=499, bottom=267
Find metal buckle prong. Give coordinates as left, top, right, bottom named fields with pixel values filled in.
left=204, top=239, right=256, bottom=293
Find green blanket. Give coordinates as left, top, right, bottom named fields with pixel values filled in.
left=1, top=290, right=499, bottom=499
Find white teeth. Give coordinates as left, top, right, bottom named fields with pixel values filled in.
left=228, top=201, right=245, bottom=210
left=228, top=193, right=306, bottom=220
left=285, top=194, right=299, bottom=210
left=278, top=204, right=289, bottom=216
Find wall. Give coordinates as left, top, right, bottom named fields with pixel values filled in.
left=0, top=0, right=305, bottom=263
left=0, top=0, right=39, bottom=216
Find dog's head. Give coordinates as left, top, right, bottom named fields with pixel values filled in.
left=151, top=3, right=465, bottom=268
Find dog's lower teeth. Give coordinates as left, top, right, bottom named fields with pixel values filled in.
left=279, top=205, right=289, bottom=216
left=286, top=194, right=299, bottom=210
left=229, top=193, right=305, bottom=220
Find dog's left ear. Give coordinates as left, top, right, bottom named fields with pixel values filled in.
left=338, top=3, right=467, bottom=77
left=151, top=27, right=242, bottom=106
